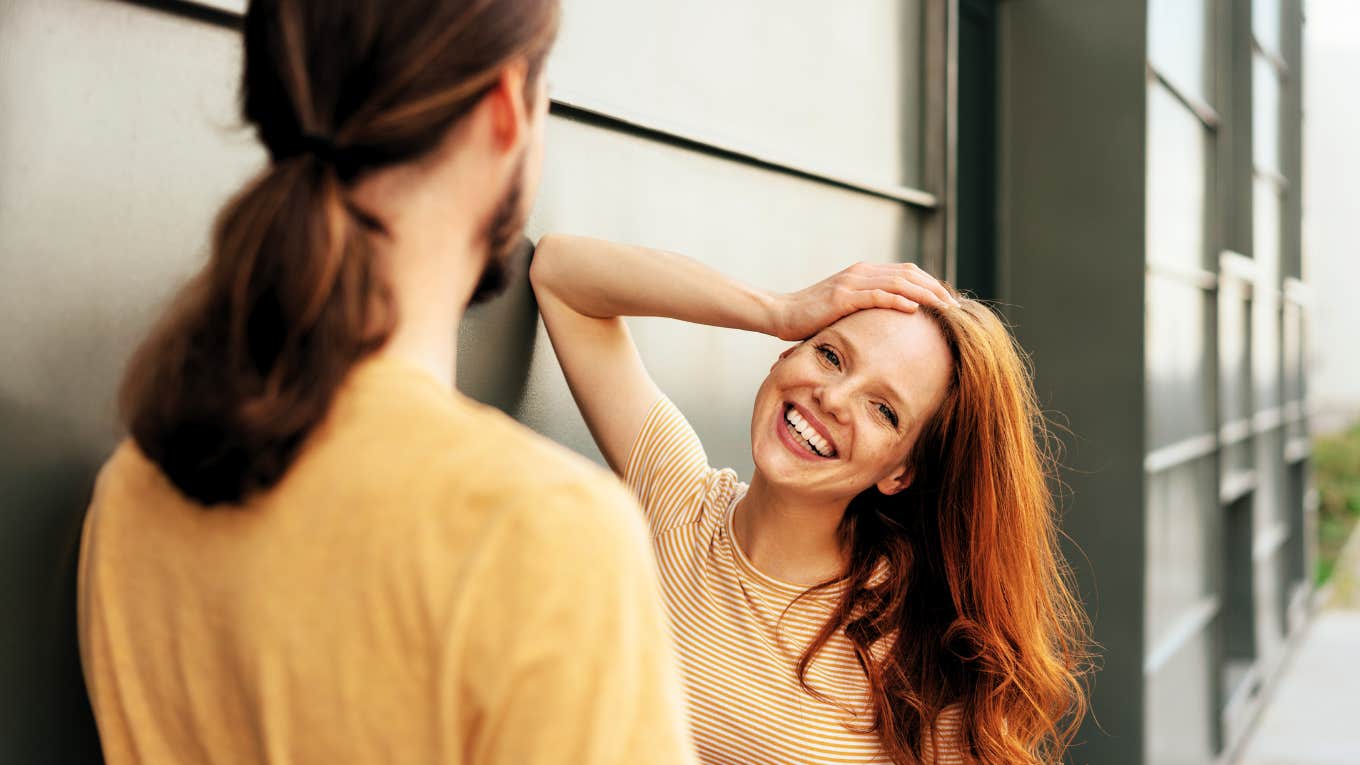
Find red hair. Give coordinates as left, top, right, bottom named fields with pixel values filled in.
left=798, top=295, right=1092, bottom=763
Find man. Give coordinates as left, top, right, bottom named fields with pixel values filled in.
left=78, top=1, right=694, bottom=762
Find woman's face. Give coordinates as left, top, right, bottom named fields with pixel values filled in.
left=749, top=308, right=954, bottom=502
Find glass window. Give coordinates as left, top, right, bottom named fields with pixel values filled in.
left=1147, top=83, right=1208, bottom=272
left=1148, top=0, right=1210, bottom=105
left=550, top=0, right=925, bottom=188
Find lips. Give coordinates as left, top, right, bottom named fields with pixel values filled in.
left=780, top=403, right=839, bottom=459
left=788, top=403, right=837, bottom=452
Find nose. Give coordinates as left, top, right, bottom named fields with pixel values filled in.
left=812, top=380, right=851, bottom=425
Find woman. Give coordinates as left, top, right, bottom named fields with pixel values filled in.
left=530, top=236, right=1092, bottom=764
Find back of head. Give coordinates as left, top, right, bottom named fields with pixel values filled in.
left=120, top=0, right=559, bottom=506
left=808, top=298, right=1092, bottom=763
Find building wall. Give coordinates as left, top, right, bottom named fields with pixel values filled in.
left=999, top=0, right=1310, bottom=763
left=997, top=2, right=1151, bottom=762
left=1143, top=1, right=1311, bottom=762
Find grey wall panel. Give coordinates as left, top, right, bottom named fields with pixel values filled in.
left=1251, top=426, right=1288, bottom=665
left=1282, top=300, right=1303, bottom=406
left=498, top=117, right=920, bottom=479
left=1146, top=275, right=1215, bottom=449
left=1145, top=456, right=1215, bottom=647
left=550, top=0, right=924, bottom=188
left=1145, top=629, right=1216, bottom=765
left=1253, top=546, right=1286, bottom=663
left=1252, top=294, right=1282, bottom=411
left=1254, top=428, right=1288, bottom=531
left=0, top=0, right=261, bottom=759
left=1219, top=283, right=1252, bottom=427
left=1225, top=439, right=1255, bottom=477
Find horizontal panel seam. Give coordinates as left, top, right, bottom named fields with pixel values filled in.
left=1143, top=597, right=1220, bottom=676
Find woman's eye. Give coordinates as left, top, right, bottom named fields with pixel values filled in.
left=818, top=346, right=841, bottom=368
left=878, top=403, right=899, bottom=427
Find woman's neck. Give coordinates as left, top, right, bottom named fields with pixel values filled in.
left=733, top=472, right=849, bottom=587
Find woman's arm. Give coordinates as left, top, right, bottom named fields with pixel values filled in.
left=528, top=234, right=955, bottom=474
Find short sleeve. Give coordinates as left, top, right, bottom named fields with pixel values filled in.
left=623, top=396, right=721, bottom=535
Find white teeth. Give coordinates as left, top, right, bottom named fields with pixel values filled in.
left=784, top=405, right=835, bottom=458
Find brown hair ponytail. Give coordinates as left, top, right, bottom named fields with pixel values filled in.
left=120, top=0, right=559, bottom=505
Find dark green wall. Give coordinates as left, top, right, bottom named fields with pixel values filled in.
left=956, top=0, right=999, bottom=301
left=996, top=2, right=1149, bottom=763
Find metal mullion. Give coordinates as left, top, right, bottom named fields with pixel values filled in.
left=921, top=0, right=956, bottom=277
left=1252, top=166, right=1290, bottom=192
left=1148, top=64, right=1222, bottom=130
left=943, top=0, right=960, bottom=286
left=1145, top=433, right=1219, bottom=475
left=1251, top=36, right=1290, bottom=78
left=1146, top=261, right=1219, bottom=291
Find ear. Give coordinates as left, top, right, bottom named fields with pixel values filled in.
left=875, top=462, right=914, bottom=496
left=485, top=60, right=531, bottom=153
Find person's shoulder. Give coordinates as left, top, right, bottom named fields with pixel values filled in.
left=426, top=402, right=643, bottom=530
left=88, top=439, right=171, bottom=508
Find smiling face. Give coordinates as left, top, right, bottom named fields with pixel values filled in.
left=749, top=308, right=954, bottom=503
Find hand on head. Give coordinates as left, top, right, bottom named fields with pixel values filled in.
left=772, top=261, right=961, bottom=342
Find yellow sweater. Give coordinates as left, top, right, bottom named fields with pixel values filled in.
left=78, top=354, right=695, bottom=765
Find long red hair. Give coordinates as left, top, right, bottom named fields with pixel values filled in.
left=799, top=294, right=1092, bottom=763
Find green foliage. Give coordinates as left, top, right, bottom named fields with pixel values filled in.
left=1315, top=423, right=1360, bottom=586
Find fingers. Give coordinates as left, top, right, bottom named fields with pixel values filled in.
left=849, top=262, right=959, bottom=308
left=853, top=289, right=919, bottom=314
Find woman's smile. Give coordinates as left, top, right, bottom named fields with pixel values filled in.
left=776, top=402, right=840, bottom=460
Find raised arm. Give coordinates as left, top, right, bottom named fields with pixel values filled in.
left=528, top=234, right=956, bottom=474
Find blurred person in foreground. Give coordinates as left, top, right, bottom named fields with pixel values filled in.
left=531, top=237, right=1093, bottom=764
left=77, top=1, right=694, bottom=763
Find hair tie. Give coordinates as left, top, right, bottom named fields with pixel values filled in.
left=297, top=132, right=338, bottom=164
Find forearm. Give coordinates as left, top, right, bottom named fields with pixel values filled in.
left=530, top=234, right=780, bottom=336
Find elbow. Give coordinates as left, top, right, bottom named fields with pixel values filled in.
left=528, top=233, right=565, bottom=291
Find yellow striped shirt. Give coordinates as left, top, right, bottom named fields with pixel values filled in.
left=625, top=396, right=965, bottom=765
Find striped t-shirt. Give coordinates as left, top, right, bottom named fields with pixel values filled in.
left=625, top=396, right=965, bottom=765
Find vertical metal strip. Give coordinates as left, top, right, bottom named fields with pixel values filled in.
left=944, top=0, right=960, bottom=287
left=921, top=0, right=948, bottom=275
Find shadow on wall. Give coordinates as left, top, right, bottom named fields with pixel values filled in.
left=457, top=239, right=541, bottom=415
left=0, top=397, right=104, bottom=762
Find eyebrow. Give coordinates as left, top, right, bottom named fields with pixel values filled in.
left=822, top=328, right=918, bottom=427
